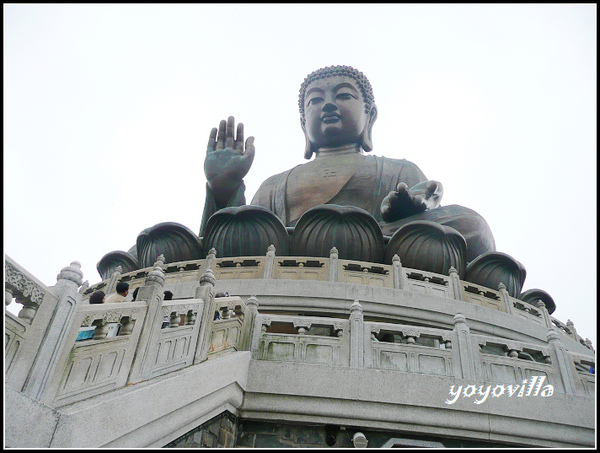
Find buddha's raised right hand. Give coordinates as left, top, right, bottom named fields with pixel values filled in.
left=204, top=116, right=255, bottom=206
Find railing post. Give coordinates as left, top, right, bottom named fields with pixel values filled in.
left=263, top=245, right=276, bottom=279
left=566, top=319, right=580, bottom=343
left=202, top=247, right=217, bottom=275
left=24, top=261, right=84, bottom=404
left=537, top=300, right=553, bottom=328
left=452, top=313, right=477, bottom=380
left=194, top=268, right=217, bottom=364
left=127, top=256, right=167, bottom=385
left=349, top=300, right=364, bottom=368
left=497, top=283, right=513, bottom=314
left=246, top=296, right=260, bottom=353
left=448, top=266, right=462, bottom=300
left=547, top=328, right=577, bottom=394
left=329, top=247, right=339, bottom=282
left=105, top=265, right=123, bottom=296
left=392, top=254, right=407, bottom=290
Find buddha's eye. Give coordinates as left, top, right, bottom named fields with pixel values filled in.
left=307, top=97, right=323, bottom=106
left=336, top=92, right=357, bottom=100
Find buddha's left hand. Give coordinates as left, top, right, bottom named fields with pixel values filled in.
left=380, top=180, right=443, bottom=221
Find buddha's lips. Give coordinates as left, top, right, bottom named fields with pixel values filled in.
left=322, top=114, right=341, bottom=123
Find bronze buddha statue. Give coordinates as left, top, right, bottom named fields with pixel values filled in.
left=201, top=65, right=495, bottom=263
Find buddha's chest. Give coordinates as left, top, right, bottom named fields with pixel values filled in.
left=286, top=155, right=366, bottom=222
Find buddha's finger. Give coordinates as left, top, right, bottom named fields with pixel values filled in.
left=216, top=120, right=227, bottom=150
left=243, top=137, right=255, bottom=161
left=225, top=116, right=235, bottom=149
left=235, top=123, right=244, bottom=152
left=207, top=128, right=217, bottom=153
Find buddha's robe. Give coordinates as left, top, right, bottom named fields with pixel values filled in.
left=201, top=155, right=495, bottom=262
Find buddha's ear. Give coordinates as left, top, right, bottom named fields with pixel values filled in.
left=361, top=104, right=378, bottom=153
left=301, top=118, right=316, bottom=159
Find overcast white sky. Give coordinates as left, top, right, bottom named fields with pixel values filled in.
left=4, top=4, right=596, bottom=343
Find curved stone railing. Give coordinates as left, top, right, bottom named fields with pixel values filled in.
left=248, top=300, right=595, bottom=398
left=80, top=248, right=594, bottom=353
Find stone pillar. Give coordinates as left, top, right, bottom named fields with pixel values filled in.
left=127, top=257, right=167, bottom=385
left=547, top=328, right=576, bottom=395
left=448, top=266, right=462, bottom=301
left=392, top=254, right=408, bottom=290
left=497, top=283, right=513, bottom=314
left=452, top=313, right=477, bottom=380
left=263, top=245, right=276, bottom=279
left=194, top=268, right=217, bottom=364
left=329, top=247, right=339, bottom=282
left=349, top=300, right=364, bottom=369
left=26, top=261, right=84, bottom=404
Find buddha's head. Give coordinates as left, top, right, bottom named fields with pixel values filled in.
left=299, top=65, right=377, bottom=159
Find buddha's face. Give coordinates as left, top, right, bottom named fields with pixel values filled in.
left=303, top=75, right=370, bottom=150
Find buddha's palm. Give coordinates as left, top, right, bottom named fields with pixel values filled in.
left=205, top=116, right=255, bottom=205
left=381, top=181, right=443, bottom=221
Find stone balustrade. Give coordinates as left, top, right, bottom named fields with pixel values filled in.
left=49, top=301, right=148, bottom=407
left=78, top=248, right=593, bottom=353
left=4, top=256, right=258, bottom=410
left=247, top=299, right=594, bottom=398
left=250, top=314, right=349, bottom=366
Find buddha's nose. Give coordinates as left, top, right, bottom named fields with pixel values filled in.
left=322, top=99, right=337, bottom=112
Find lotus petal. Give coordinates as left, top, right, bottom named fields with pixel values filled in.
left=136, top=222, right=203, bottom=269
left=384, top=220, right=467, bottom=277
left=291, top=205, right=384, bottom=263
left=203, top=205, right=290, bottom=257
left=519, top=288, right=556, bottom=315
left=465, top=251, right=526, bottom=298
left=97, top=250, right=139, bottom=280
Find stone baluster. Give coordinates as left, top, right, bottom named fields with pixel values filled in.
left=17, top=296, right=38, bottom=324
left=392, top=255, right=408, bottom=290
left=448, top=267, right=462, bottom=301
left=186, top=310, right=196, bottom=325
left=92, top=319, right=109, bottom=340
left=452, top=313, right=477, bottom=380
left=536, top=300, right=553, bottom=328
left=5, top=287, right=14, bottom=307
left=547, top=328, right=577, bottom=395
left=349, top=300, right=364, bottom=369
left=169, top=312, right=181, bottom=328
left=294, top=319, right=311, bottom=335
left=119, top=316, right=135, bottom=335
left=194, top=268, right=217, bottom=364
left=329, top=247, right=339, bottom=282
left=127, top=257, right=167, bottom=385
left=497, top=283, right=513, bottom=314
left=263, top=245, right=276, bottom=279
left=25, top=261, right=84, bottom=404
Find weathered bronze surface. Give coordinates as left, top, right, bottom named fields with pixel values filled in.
left=201, top=65, right=496, bottom=265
